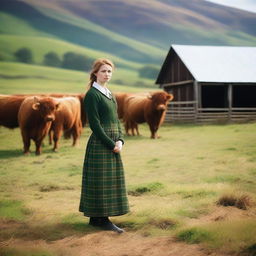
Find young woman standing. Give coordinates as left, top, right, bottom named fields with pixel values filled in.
left=79, top=58, right=129, bottom=233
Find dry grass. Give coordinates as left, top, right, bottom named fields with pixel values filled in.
left=217, top=194, right=253, bottom=210
left=0, top=123, right=256, bottom=255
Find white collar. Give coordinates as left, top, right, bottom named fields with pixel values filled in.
left=92, top=82, right=112, bottom=99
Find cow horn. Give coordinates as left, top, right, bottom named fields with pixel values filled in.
left=33, top=96, right=39, bottom=103
left=147, top=93, right=152, bottom=99
left=32, top=102, right=40, bottom=110
left=56, top=103, right=61, bottom=111
left=167, top=94, right=174, bottom=101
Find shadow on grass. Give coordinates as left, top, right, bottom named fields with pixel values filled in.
left=0, top=215, right=177, bottom=242
left=0, top=148, right=63, bottom=159
left=0, top=149, right=22, bottom=159
left=123, top=134, right=149, bottom=141
left=0, top=219, right=98, bottom=242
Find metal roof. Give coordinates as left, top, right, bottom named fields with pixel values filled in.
left=160, top=45, right=256, bottom=83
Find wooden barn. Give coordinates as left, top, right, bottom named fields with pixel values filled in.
left=156, top=45, right=256, bottom=123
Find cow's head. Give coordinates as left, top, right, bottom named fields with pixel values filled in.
left=32, top=97, right=60, bottom=122
left=148, top=92, right=174, bottom=111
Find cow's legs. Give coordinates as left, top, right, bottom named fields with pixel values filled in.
left=21, top=130, right=30, bottom=154
left=71, top=127, right=78, bottom=146
left=48, top=129, right=53, bottom=145
left=131, top=122, right=135, bottom=136
left=72, top=120, right=82, bottom=146
left=131, top=121, right=138, bottom=136
left=125, top=120, right=130, bottom=136
left=53, top=128, right=62, bottom=152
left=35, top=139, right=43, bottom=155
left=135, top=123, right=140, bottom=136
left=149, top=124, right=159, bottom=139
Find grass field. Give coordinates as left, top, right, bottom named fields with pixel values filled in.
left=0, top=122, right=256, bottom=255
left=0, top=34, right=143, bottom=70
left=0, top=10, right=164, bottom=65
left=0, top=62, right=157, bottom=94
left=0, top=64, right=256, bottom=255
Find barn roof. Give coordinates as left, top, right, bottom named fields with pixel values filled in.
left=156, top=45, right=256, bottom=84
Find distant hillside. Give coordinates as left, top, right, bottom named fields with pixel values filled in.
left=0, top=0, right=256, bottom=66
left=0, top=34, right=142, bottom=70
left=21, top=0, right=256, bottom=48
left=0, top=0, right=164, bottom=64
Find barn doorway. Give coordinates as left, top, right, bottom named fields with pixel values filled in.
left=233, top=85, right=256, bottom=107
left=201, top=85, right=228, bottom=108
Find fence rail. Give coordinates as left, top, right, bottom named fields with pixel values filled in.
left=165, top=101, right=256, bottom=123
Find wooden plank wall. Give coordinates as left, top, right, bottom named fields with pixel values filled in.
left=165, top=102, right=256, bottom=123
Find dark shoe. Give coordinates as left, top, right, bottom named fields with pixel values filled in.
left=101, top=222, right=124, bottom=233
left=89, top=217, right=110, bottom=226
left=89, top=217, right=102, bottom=226
left=89, top=217, right=124, bottom=233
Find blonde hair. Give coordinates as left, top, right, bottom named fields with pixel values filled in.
left=88, top=58, right=115, bottom=88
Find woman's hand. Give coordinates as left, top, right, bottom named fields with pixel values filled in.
left=113, top=140, right=123, bottom=153
left=113, top=146, right=121, bottom=153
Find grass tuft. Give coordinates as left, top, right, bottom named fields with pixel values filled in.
left=177, top=227, right=212, bottom=244
left=205, top=175, right=241, bottom=183
left=176, top=190, right=216, bottom=199
left=0, top=248, right=54, bottom=256
left=0, top=200, right=32, bottom=221
left=216, top=194, right=253, bottom=210
left=39, top=184, right=74, bottom=192
left=148, top=218, right=176, bottom=230
left=61, top=213, right=95, bottom=232
left=117, top=219, right=143, bottom=231
left=128, top=182, right=164, bottom=196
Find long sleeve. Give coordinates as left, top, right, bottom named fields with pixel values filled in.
left=117, top=118, right=124, bottom=145
left=84, top=92, right=115, bottom=150
left=112, top=94, right=124, bottom=145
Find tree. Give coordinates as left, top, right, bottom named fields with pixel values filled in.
left=14, top=48, right=33, bottom=63
left=62, top=52, right=92, bottom=71
left=43, top=52, right=62, bottom=67
left=138, top=65, right=160, bottom=79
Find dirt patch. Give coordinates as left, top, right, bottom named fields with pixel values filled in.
left=1, top=206, right=255, bottom=255
left=187, top=205, right=256, bottom=226
left=0, top=232, right=227, bottom=256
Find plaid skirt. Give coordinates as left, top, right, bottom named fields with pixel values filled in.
left=79, top=125, right=129, bottom=217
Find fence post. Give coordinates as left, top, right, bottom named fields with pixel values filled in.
left=228, top=84, right=232, bottom=122
left=193, top=81, right=199, bottom=123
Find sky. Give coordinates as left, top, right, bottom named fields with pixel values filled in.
left=206, top=0, right=256, bottom=13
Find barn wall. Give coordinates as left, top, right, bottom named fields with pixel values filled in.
left=165, top=83, right=194, bottom=102
left=161, top=50, right=193, bottom=84
left=158, top=47, right=256, bottom=124
left=164, top=83, right=256, bottom=124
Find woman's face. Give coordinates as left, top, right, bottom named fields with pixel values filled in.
left=95, top=64, right=113, bottom=85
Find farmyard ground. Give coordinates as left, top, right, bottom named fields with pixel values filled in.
left=0, top=123, right=256, bottom=256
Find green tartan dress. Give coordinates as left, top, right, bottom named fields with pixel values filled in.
left=79, top=86, right=129, bottom=217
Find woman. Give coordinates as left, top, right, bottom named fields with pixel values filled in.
left=79, top=58, right=129, bottom=233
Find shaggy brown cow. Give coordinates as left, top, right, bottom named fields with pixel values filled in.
left=123, top=91, right=173, bottom=138
left=114, top=92, right=132, bottom=119
left=18, top=96, right=60, bottom=155
left=0, top=94, right=26, bottom=128
left=49, top=97, right=82, bottom=151
left=48, top=93, right=86, bottom=127
left=15, top=93, right=86, bottom=127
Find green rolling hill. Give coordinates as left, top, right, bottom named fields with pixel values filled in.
left=1, top=0, right=256, bottom=66
left=0, top=0, right=164, bottom=64
left=0, top=0, right=255, bottom=92
left=21, top=0, right=256, bottom=49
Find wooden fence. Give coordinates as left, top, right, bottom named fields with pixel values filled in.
left=165, top=101, right=256, bottom=123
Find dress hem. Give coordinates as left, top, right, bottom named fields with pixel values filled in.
left=79, top=210, right=130, bottom=217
